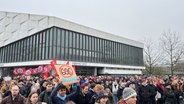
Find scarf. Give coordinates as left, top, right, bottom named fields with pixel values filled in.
left=57, top=94, right=67, bottom=101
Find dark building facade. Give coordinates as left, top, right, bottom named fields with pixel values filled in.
left=0, top=26, right=143, bottom=66
left=0, top=11, right=144, bottom=76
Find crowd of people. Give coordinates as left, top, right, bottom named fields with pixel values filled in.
left=0, top=74, right=184, bottom=104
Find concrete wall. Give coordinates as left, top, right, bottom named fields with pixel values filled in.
left=0, top=11, right=55, bottom=47
left=0, top=11, right=143, bottom=48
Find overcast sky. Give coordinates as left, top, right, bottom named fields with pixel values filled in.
left=0, top=0, right=184, bottom=42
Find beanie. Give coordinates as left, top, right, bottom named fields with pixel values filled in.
left=97, top=90, right=108, bottom=100
left=123, top=87, right=137, bottom=100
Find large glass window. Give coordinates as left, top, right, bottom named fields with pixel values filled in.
left=42, top=31, right=46, bottom=60
left=69, top=31, right=73, bottom=60
left=65, top=30, right=69, bottom=60
left=0, top=26, right=143, bottom=67
left=82, top=35, right=86, bottom=61
left=53, top=28, right=57, bottom=59
left=61, top=30, right=65, bottom=59
left=35, top=34, right=39, bottom=61
left=72, top=32, right=76, bottom=61
left=49, top=29, right=53, bottom=59
left=56, top=29, right=61, bottom=59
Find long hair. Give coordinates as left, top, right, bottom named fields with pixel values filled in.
left=25, top=92, right=40, bottom=104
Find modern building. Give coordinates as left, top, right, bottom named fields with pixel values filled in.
left=175, top=60, right=184, bottom=75
left=0, top=11, right=144, bottom=76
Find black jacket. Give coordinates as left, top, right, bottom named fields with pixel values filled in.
left=164, top=88, right=176, bottom=104
left=86, top=89, right=96, bottom=102
left=139, top=84, right=152, bottom=101
left=39, top=90, right=52, bottom=104
left=73, top=92, right=89, bottom=104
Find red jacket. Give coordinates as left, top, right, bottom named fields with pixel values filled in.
left=118, top=100, right=127, bottom=104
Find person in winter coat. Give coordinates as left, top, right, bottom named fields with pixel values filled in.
left=105, top=88, right=113, bottom=104
left=18, top=80, right=27, bottom=97
left=112, top=79, right=119, bottom=104
left=24, top=80, right=33, bottom=97
left=171, top=80, right=180, bottom=104
left=51, top=79, right=80, bottom=104
left=164, top=83, right=177, bottom=104
left=156, top=79, right=165, bottom=104
left=139, top=79, right=152, bottom=104
left=117, top=82, right=126, bottom=100
left=72, top=83, right=89, bottom=104
left=1, top=85, right=26, bottom=104
left=39, top=82, right=53, bottom=104
left=148, top=79, right=157, bottom=104
left=89, top=84, right=104, bottom=104
left=118, top=87, right=137, bottom=104
left=86, top=83, right=96, bottom=102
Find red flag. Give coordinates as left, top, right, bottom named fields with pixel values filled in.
left=27, top=68, right=33, bottom=74
left=13, top=68, right=18, bottom=75
left=24, top=69, right=32, bottom=76
left=37, top=65, right=44, bottom=73
left=73, top=65, right=76, bottom=72
left=66, top=61, right=69, bottom=65
left=50, top=59, right=57, bottom=70
left=32, top=68, right=38, bottom=74
left=17, top=67, right=26, bottom=74
left=54, top=71, right=59, bottom=77
left=43, top=66, right=48, bottom=73
left=47, top=65, right=52, bottom=72
left=43, top=73, right=49, bottom=79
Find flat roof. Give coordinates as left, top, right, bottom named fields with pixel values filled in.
left=0, top=11, right=143, bottom=48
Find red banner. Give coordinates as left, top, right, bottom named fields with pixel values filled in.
left=12, top=59, right=63, bottom=78
left=13, top=68, right=18, bottom=75
left=24, top=69, right=32, bottom=76
left=16, top=68, right=26, bottom=74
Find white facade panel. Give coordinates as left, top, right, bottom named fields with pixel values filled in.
left=0, top=25, right=5, bottom=33
left=0, top=11, right=143, bottom=49
left=6, top=12, right=18, bottom=18
left=0, top=60, right=145, bottom=70
left=0, top=17, right=13, bottom=27
left=6, top=23, right=20, bottom=33
left=30, top=14, right=45, bottom=21
left=13, top=13, right=28, bottom=24
left=0, top=12, right=6, bottom=20
left=98, top=69, right=142, bottom=75
left=38, top=17, right=49, bottom=28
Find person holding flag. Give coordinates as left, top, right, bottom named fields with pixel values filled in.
left=51, top=77, right=80, bottom=104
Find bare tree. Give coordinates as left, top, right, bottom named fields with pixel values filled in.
left=144, top=37, right=163, bottom=75
left=160, top=30, right=184, bottom=75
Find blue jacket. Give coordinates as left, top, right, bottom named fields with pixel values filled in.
left=51, top=83, right=80, bottom=104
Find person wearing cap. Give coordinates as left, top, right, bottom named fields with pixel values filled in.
left=95, top=90, right=110, bottom=104
left=118, top=87, right=137, bottom=104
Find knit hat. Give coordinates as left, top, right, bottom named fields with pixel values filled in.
left=98, top=90, right=108, bottom=100
left=123, top=87, right=137, bottom=100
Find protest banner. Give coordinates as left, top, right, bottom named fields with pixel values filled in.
left=54, top=64, right=78, bottom=85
